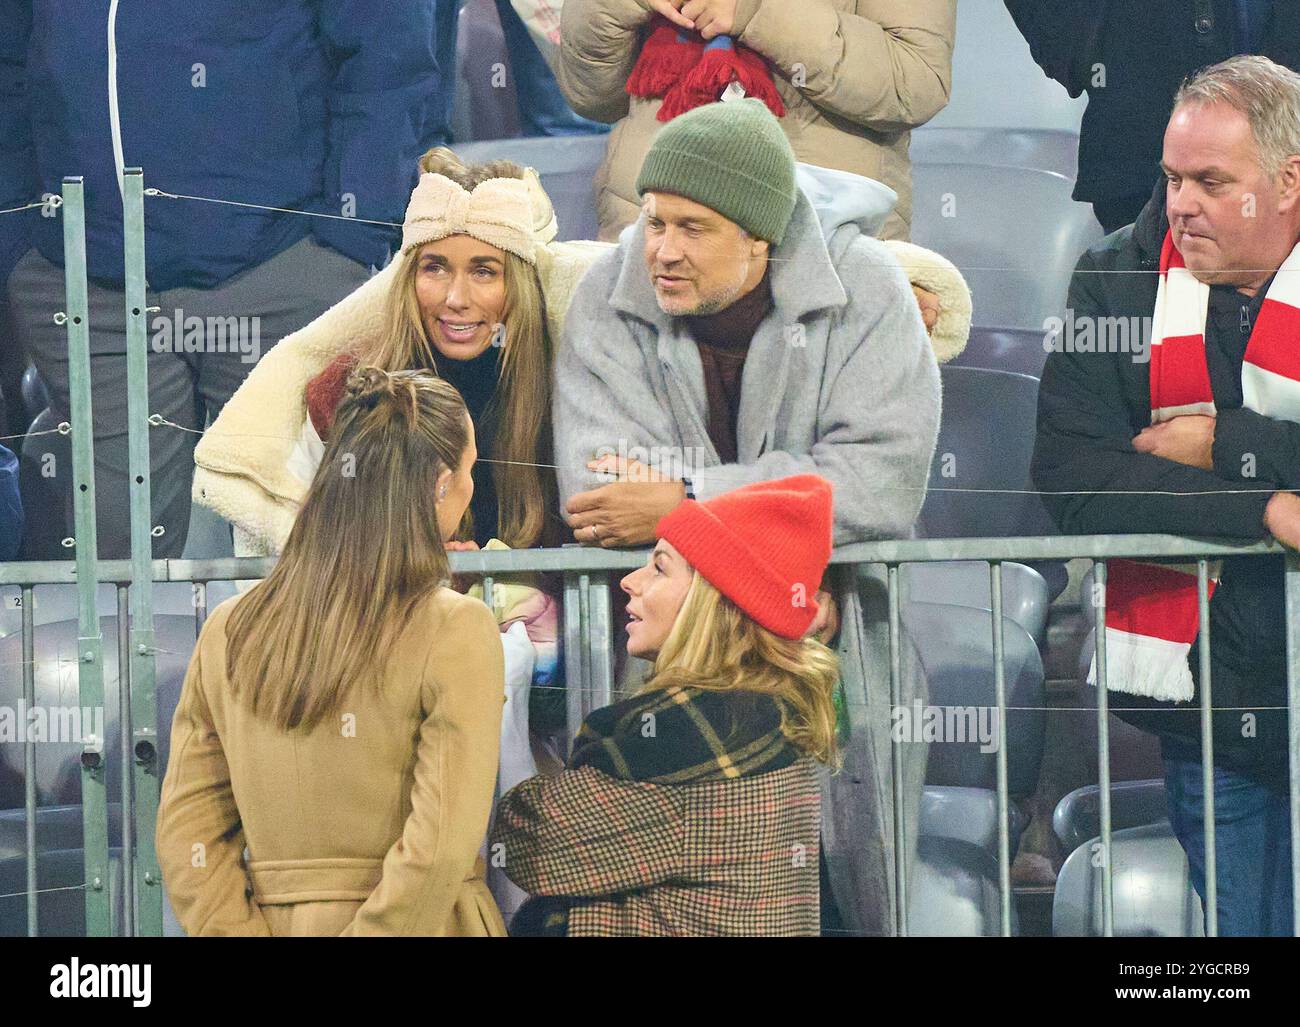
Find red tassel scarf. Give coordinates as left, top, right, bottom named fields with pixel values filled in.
left=625, top=16, right=785, bottom=122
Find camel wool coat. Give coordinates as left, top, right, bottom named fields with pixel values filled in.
left=156, top=587, right=507, bottom=936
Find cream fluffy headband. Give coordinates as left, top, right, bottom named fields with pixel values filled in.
left=400, top=168, right=558, bottom=264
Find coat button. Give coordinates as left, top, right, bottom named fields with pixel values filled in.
left=1195, top=15, right=1213, bottom=32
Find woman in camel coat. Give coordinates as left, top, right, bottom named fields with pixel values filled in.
left=157, top=368, right=507, bottom=936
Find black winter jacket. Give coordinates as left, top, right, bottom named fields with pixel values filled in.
left=1032, top=182, right=1293, bottom=785
left=1004, top=1, right=1300, bottom=207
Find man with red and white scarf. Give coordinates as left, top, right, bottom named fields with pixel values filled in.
left=1034, top=55, right=1300, bottom=936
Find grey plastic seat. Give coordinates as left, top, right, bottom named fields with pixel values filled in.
left=0, top=847, right=125, bottom=936
left=901, top=560, right=1049, bottom=647
left=922, top=366, right=1055, bottom=539
left=920, top=784, right=1027, bottom=858
left=0, top=582, right=215, bottom=642
left=920, top=365, right=1066, bottom=601
left=1053, top=822, right=1204, bottom=937
left=0, top=614, right=196, bottom=809
left=949, top=326, right=1051, bottom=379
left=0, top=806, right=185, bottom=937
left=0, top=803, right=124, bottom=861
left=20, top=363, right=49, bottom=418
left=1053, top=779, right=1169, bottom=853
left=910, top=162, right=1102, bottom=331
left=903, top=601, right=1046, bottom=797
left=910, top=127, right=1081, bottom=180
left=456, top=136, right=607, bottom=243
left=908, top=835, right=1021, bottom=937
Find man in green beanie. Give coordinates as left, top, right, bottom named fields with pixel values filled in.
left=553, top=97, right=941, bottom=936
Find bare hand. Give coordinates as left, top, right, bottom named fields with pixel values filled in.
left=912, top=284, right=940, bottom=335
left=642, top=0, right=695, bottom=30
left=445, top=539, right=481, bottom=593
left=1265, top=491, right=1300, bottom=549
left=1132, top=415, right=1216, bottom=471
left=681, top=0, right=737, bottom=38
left=806, top=590, right=840, bottom=644
left=566, top=479, right=687, bottom=547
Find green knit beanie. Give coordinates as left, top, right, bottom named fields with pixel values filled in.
left=635, top=98, right=797, bottom=245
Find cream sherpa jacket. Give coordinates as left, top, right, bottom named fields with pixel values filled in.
left=193, top=225, right=969, bottom=557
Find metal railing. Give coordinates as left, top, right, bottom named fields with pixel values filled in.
left=5, top=537, right=1298, bottom=937
left=1, top=177, right=1297, bottom=939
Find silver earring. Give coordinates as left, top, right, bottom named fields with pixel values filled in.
left=438, top=486, right=447, bottom=500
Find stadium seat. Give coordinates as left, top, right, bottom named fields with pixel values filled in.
left=0, top=846, right=124, bottom=936
left=908, top=834, right=1021, bottom=937
left=949, top=325, right=1051, bottom=379
left=1053, top=779, right=1170, bottom=853
left=921, top=784, right=1028, bottom=859
left=455, top=135, right=606, bottom=242
left=910, top=127, right=1081, bottom=180
left=903, top=601, right=1046, bottom=798
left=20, top=364, right=48, bottom=419
left=921, top=366, right=1054, bottom=537
left=0, top=613, right=198, bottom=809
left=910, top=162, right=1102, bottom=331
left=1053, top=822, right=1204, bottom=937
left=0, top=802, right=123, bottom=861
left=901, top=560, right=1049, bottom=647
left=920, top=365, right=1066, bottom=601
left=0, top=606, right=198, bottom=936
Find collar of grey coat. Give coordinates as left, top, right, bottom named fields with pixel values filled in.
left=605, top=187, right=850, bottom=331
left=604, top=187, right=855, bottom=466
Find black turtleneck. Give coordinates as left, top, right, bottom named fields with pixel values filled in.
left=434, top=343, right=504, bottom=545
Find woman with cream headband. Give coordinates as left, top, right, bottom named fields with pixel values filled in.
left=306, top=148, right=565, bottom=553
left=196, top=149, right=583, bottom=747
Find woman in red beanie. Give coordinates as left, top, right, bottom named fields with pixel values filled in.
left=490, top=474, right=838, bottom=936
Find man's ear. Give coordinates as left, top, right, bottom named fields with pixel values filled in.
left=749, top=235, right=770, bottom=260
left=1277, top=155, right=1300, bottom=213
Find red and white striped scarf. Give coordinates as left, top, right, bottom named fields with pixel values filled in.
left=1092, top=229, right=1300, bottom=701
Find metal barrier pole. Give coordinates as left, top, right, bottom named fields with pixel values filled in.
left=123, top=168, right=162, bottom=936
left=1197, top=559, right=1217, bottom=936
left=115, top=584, right=134, bottom=936
left=886, top=563, right=907, bottom=936
left=563, top=571, right=585, bottom=748
left=989, top=561, right=1012, bottom=936
left=193, top=581, right=207, bottom=635
left=1093, top=560, right=1115, bottom=936
left=1284, top=552, right=1300, bottom=937
left=22, top=585, right=37, bottom=936
left=578, top=572, right=592, bottom=724
left=62, top=176, right=112, bottom=936
left=588, top=574, right=613, bottom=710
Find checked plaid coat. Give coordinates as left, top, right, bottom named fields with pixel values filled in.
left=491, top=686, right=822, bottom=936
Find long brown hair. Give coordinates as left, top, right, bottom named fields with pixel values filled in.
left=225, top=367, right=471, bottom=731
left=642, top=574, right=841, bottom=766
left=365, top=146, right=553, bottom=548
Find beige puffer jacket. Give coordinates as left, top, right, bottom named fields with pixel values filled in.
left=556, top=0, right=957, bottom=242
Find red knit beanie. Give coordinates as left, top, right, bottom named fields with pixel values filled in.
left=655, top=475, right=834, bottom=640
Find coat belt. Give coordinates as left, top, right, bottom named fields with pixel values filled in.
left=247, top=857, right=384, bottom=905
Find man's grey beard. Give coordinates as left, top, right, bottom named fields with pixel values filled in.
left=657, top=253, right=752, bottom=317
